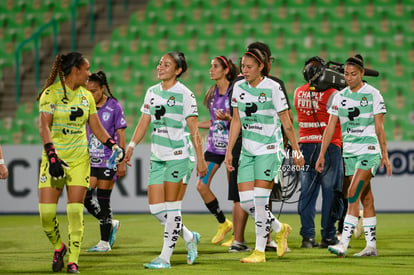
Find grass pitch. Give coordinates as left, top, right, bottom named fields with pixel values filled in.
left=0, top=213, right=413, bottom=274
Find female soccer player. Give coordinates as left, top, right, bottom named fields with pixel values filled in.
left=224, top=48, right=304, bottom=263
left=197, top=56, right=238, bottom=245
left=316, top=54, right=392, bottom=257
left=37, top=52, right=124, bottom=273
left=84, top=71, right=127, bottom=252
left=124, top=51, right=208, bottom=269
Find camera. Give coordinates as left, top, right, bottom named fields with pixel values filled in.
left=303, top=56, right=379, bottom=91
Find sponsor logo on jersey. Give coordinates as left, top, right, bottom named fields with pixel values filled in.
left=368, top=145, right=376, bottom=150
left=267, top=145, right=275, bottom=150
left=62, top=128, right=83, bottom=135
left=360, top=96, right=368, bottom=107
left=91, top=157, right=102, bottom=164
left=174, top=150, right=182, bottom=156
left=102, top=112, right=110, bottom=121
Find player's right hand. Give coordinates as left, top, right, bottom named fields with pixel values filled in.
left=45, top=143, right=69, bottom=180
left=124, top=146, right=134, bottom=166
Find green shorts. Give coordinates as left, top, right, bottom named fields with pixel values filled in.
left=237, top=152, right=283, bottom=183
left=343, top=154, right=381, bottom=177
left=148, top=158, right=193, bottom=185
left=38, top=158, right=90, bottom=189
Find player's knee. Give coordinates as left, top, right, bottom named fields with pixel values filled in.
left=39, top=203, right=57, bottom=229
left=149, top=203, right=167, bottom=225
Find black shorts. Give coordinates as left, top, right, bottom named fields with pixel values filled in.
left=90, top=167, right=116, bottom=180
left=204, top=151, right=225, bottom=165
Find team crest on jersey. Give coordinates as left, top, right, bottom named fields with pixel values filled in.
left=258, top=92, right=267, bottom=103
left=360, top=97, right=368, bottom=107
left=102, top=112, right=110, bottom=121
left=50, top=103, right=56, bottom=112
left=81, top=96, right=89, bottom=106
left=167, top=96, right=175, bottom=107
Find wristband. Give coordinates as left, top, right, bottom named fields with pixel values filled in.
left=104, top=138, right=116, bottom=149
left=0, top=159, right=4, bottom=165
left=128, top=141, right=136, bottom=149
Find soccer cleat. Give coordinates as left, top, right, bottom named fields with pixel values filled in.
left=87, top=240, right=111, bottom=252
left=221, top=235, right=234, bottom=247
left=186, top=232, right=200, bottom=264
left=265, top=239, right=278, bottom=252
left=275, top=223, right=291, bottom=257
left=66, top=262, right=80, bottom=274
left=354, top=210, right=364, bottom=239
left=240, top=249, right=266, bottom=263
left=109, top=219, right=120, bottom=247
left=211, top=219, right=233, bottom=244
left=319, top=238, right=339, bottom=248
left=52, top=243, right=67, bottom=272
left=353, top=246, right=378, bottom=257
left=229, top=240, right=251, bottom=253
left=328, top=243, right=347, bottom=257
left=143, top=257, right=171, bottom=269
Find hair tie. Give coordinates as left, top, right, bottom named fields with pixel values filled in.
left=245, top=51, right=263, bottom=65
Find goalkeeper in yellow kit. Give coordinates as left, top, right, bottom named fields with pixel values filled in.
left=37, top=52, right=124, bottom=273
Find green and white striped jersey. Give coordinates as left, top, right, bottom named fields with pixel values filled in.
left=231, top=77, right=288, bottom=156
left=141, top=81, right=198, bottom=161
left=329, top=83, right=387, bottom=157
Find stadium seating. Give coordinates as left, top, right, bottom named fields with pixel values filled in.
left=2, top=0, right=414, bottom=143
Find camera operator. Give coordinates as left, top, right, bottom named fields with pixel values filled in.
left=294, top=57, right=344, bottom=249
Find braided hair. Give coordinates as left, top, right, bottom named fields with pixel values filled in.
left=37, top=52, right=86, bottom=101
left=88, top=70, right=117, bottom=101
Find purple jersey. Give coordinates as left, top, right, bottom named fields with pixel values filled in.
left=206, top=86, right=230, bottom=155
left=87, top=97, right=127, bottom=168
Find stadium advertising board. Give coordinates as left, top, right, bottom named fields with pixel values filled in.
left=0, top=142, right=413, bottom=213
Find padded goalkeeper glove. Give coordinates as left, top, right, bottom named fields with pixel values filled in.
left=104, top=138, right=125, bottom=165
left=44, top=143, right=69, bottom=180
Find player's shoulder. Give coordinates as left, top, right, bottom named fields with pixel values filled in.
left=361, top=83, right=381, bottom=96
left=268, top=75, right=285, bottom=86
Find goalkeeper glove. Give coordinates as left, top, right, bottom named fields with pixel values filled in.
left=44, top=143, right=69, bottom=180
left=104, top=138, right=125, bottom=166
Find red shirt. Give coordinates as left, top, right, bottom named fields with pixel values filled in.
left=294, top=83, right=342, bottom=148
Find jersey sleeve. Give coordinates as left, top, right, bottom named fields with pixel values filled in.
left=326, top=90, right=338, bottom=111
left=272, top=82, right=289, bottom=113
left=183, top=91, right=198, bottom=118
left=373, top=90, right=387, bottom=115
left=231, top=83, right=240, bottom=108
left=39, top=87, right=58, bottom=114
left=114, top=101, right=127, bottom=129
left=141, top=88, right=152, bottom=115
left=328, top=92, right=340, bottom=116
left=86, top=90, right=97, bottom=115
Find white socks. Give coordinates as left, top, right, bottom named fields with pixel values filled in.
left=159, top=201, right=182, bottom=263
left=363, top=216, right=377, bottom=248
left=149, top=202, right=193, bottom=242
left=340, top=215, right=359, bottom=248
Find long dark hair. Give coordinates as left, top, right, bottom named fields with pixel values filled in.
left=167, top=51, right=187, bottom=78
left=37, top=52, right=86, bottom=101
left=88, top=70, right=117, bottom=101
left=204, top=56, right=239, bottom=108
left=243, top=48, right=269, bottom=77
